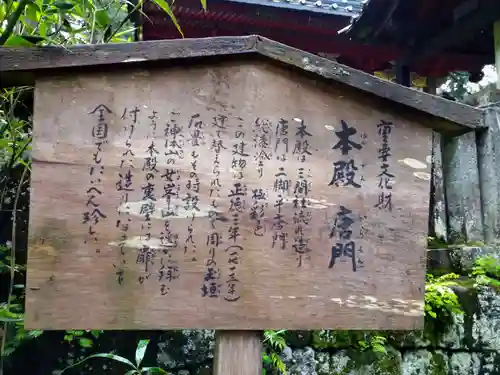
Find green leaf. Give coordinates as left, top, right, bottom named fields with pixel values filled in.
left=135, top=339, right=150, bottom=367
left=3, top=35, right=34, bottom=47
left=62, top=17, right=72, bottom=30
left=28, top=330, right=44, bottom=338
left=19, top=35, right=45, bottom=44
left=125, top=370, right=138, bottom=375
left=78, top=338, right=93, bottom=348
left=0, top=316, right=23, bottom=322
left=90, top=330, right=102, bottom=339
left=262, top=354, right=272, bottom=365
left=150, top=0, right=183, bottom=38
left=143, top=367, right=168, bottom=374
left=61, top=353, right=136, bottom=373
left=94, top=9, right=110, bottom=28
left=26, top=2, right=41, bottom=22
left=53, top=1, right=74, bottom=10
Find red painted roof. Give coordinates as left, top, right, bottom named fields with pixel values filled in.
left=140, top=0, right=491, bottom=77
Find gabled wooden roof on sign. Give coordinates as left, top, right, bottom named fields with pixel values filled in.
left=0, top=35, right=484, bottom=132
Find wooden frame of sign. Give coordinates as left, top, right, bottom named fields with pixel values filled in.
left=0, top=36, right=484, bottom=375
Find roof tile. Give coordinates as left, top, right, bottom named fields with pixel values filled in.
left=222, top=0, right=367, bottom=17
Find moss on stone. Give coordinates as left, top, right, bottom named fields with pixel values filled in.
left=312, top=331, right=360, bottom=349
left=333, top=346, right=402, bottom=375
left=429, top=351, right=448, bottom=375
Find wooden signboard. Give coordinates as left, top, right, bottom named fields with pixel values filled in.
left=26, top=59, right=431, bottom=330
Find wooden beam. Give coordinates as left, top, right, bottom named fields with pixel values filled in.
left=403, top=0, right=500, bottom=64
left=0, top=36, right=258, bottom=72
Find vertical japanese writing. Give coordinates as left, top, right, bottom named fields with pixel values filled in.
left=328, top=120, right=364, bottom=188
left=158, top=111, right=183, bottom=296
left=328, top=119, right=366, bottom=272
left=162, top=111, right=183, bottom=217
left=291, top=118, right=313, bottom=267
left=209, top=114, right=228, bottom=227
left=271, top=118, right=291, bottom=250
left=275, top=118, right=289, bottom=161
left=328, top=206, right=362, bottom=272
left=83, top=104, right=111, bottom=254
left=250, top=188, right=267, bottom=237
left=292, top=118, right=312, bottom=162
left=137, top=109, right=159, bottom=285
left=164, top=111, right=184, bottom=164
left=251, top=117, right=272, bottom=237
left=200, top=114, right=228, bottom=299
left=375, top=120, right=394, bottom=212
left=253, top=117, right=272, bottom=178
left=272, top=167, right=289, bottom=250
left=225, top=120, right=248, bottom=302
left=202, top=232, right=223, bottom=298
left=184, top=114, right=204, bottom=262
left=158, top=255, right=180, bottom=296
left=114, top=106, right=138, bottom=285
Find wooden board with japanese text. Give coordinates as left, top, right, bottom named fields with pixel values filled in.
left=26, top=60, right=431, bottom=330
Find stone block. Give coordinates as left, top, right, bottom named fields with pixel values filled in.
left=401, top=350, right=448, bottom=375
left=157, top=330, right=215, bottom=370
left=473, top=287, right=500, bottom=351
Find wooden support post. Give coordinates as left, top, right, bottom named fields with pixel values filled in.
left=395, top=62, right=411, bottom=87
left=214, top=331, right=263, bottom=375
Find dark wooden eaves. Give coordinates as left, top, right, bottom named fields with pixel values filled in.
left=0, top=35, right=485, bottom=132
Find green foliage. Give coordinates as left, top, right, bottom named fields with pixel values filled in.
left=0, top=279, right=42, bottom=358
left=471, top=256, right=500, bottom=289
left=0, top=0, right=207, bottom=48
left=357, top=334, right=388, bottom=354
left=424, top=273, right=462, bottom=322
left=424, top=273, right=463, bottom=343
left=313, top=330, right=388, bottom=355
left=0, top=86, right=31, bottom=369
left=63, top=330, right=104, bottom=349
left=0, top=88, right=31, bottom=170
left=442, top=72, right=472, bottom=102
left=61, top=339, right=168, bottom=374
left=263, top=330, right=287, bottom=375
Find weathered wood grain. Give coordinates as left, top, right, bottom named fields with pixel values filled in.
left=0, top=36, right=484, bottom=133
left=0, top=36, right=257, bottom=72
left=26, top=60, right=432, bottom=330
left=214, top=331, right=262, bottom=375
